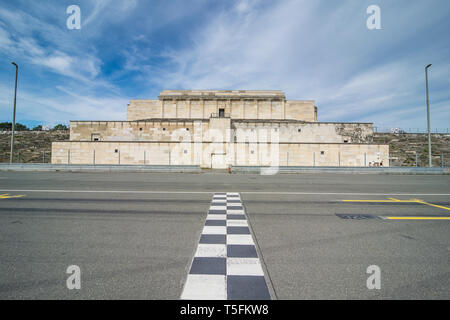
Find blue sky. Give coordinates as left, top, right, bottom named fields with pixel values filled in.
left=0, top=0, right=449, bottom=130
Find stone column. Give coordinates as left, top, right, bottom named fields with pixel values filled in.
left=270, top=99, right=273, bottom=119
left=188, top=99, right=191, bottom=119
left=202, top=99, right=205, bottom=119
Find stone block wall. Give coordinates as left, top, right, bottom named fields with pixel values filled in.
left=69, top=120, right=373, bottom=145
left=52, top=90, right=387, bottom=168
left=70, top=121, right=201, bottom=142
left=232, top=122, right=373, bottom=143
left=51, top=141, right=389, bottom=168
left=127, top=100, right=161, bottom=120
left=126, top=98, right=317, bottom=122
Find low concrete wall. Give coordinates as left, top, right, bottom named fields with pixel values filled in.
left=2, top=164, right=446, bottom=175
left=231, top=166, right=450, bottom=175
left=52, top=141, right=389, bottom=168
left=0, top=164, right=202, bottom=173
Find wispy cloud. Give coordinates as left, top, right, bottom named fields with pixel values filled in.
left=149, top=0, right=450, bottom=128
left=0, top=0, right=449, bottom=129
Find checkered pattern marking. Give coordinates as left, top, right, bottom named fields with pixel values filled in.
left=181, top=193, right=271, bottom=300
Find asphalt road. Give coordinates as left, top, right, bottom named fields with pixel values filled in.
left=0, top=172, right=449, bottom=299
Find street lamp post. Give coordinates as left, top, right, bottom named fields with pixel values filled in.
left=425, top=64, right=432, bottom=167
left=10, top=62, right=18, bottom=164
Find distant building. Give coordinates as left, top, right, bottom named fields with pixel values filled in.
left=51, top=90, right=389, bottom=167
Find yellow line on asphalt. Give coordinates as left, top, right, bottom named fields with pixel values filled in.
left=385, top=217, right=450, bottom=220
left=342, top=199, right=415, bottom=203
left=342, top=198, right=450, bottom=211
left=413, top=199, right=450, bottom=211
left=387, top=197, right=416, bottom=202
left=343, top=199, right=401, bottom=202
left=0, top=194, right=25, bottom=199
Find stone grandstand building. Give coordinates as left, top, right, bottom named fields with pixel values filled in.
left=51, top=90, right=389, bottom=168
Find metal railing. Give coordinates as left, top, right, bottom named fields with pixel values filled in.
left=374, top=127, right=449, bottom=134
left=0, top=164, right=202, bottom=173
left=210, top=112, right=230, bottom=118
left=231, top=166, right=449, bottom=174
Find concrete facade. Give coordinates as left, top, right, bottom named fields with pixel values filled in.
left=127, top=90, right=317, bottom=122
left=51, top=90, right=389, bottom=168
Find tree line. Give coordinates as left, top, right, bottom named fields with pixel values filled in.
left=0, top=122, right=69, bottom=131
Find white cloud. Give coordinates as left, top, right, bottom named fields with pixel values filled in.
left=0, top=1, right=128, bottom=124
left=0, top=7, right=100, bottom=82
left=83, top=0, right=138, bottom=27
left=0, top=0, right=449, bottom=130
left=0, top=24, right=12, bottom=48
left=31, top=52, right=101, bottom=81
left=0, top=82, right=126, bottom=126
left=147, top=0, right=450, bottom=128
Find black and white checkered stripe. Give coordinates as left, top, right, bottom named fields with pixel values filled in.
left=181, top=192, right=271, bottom=300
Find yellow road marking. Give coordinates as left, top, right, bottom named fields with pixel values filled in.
left=342, top=198, right=450, bottom=211
left=413, top=199, right=450, bottom=211
left=342, top=199, right=404, bottom=203
left=387, top=197, right=417, bottom=202
left=0, top=194, right=25, bottom=199
left=385, top=217, right=450, bottom=220
left=343, top=198, right=418, bottom=203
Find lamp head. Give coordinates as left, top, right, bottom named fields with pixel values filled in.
left=11, top=61, right=17, bottom=67
left=426, top=64, right=432, bottom=69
